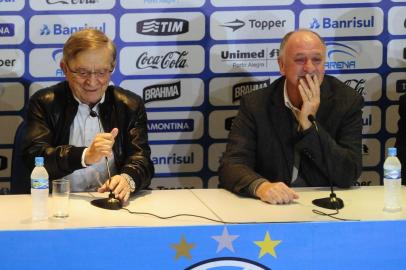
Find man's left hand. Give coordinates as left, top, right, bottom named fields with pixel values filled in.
left=98, top=175, right=132, bottom=204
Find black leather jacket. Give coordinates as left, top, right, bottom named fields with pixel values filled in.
left=22, top=81, right=154, bottom=192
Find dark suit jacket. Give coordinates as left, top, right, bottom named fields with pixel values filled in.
left=219, top=75, right=364, bottom=195
left=395, top=94, right=406, bottom=185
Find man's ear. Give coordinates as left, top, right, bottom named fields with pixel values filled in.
left=278, top=57, right=285, bottom=75
left=60, top=61, right=67, bottom=75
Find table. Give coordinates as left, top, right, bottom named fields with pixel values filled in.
left=1, top=187, right=406, bottom=270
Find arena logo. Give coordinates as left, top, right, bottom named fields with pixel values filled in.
left=136, top=51, right=188, bottom=69
left=137, top=18, right=189, bottom=36
left=343, top=78, right=366, bottom=96
left=46, top=0, right=98, bottom=4
left=0, top=23, right=14, bottom=37
left=152, top=152, right=195, bottom=165
left=232, top=79, right=269, bottom=102
left=310, top=16, right=375, bottom=29
left=324, top=42, right=359, bottom=70
left=39, top=22, right=106, bottom=36
left=396, top=80, right=406, bottom=93
left=143, top=81, right=181, bottom=103
left=148, top=119, right=194, bottom=133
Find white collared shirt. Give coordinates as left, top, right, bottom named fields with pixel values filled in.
left=65, top=94, right=117, bottom=192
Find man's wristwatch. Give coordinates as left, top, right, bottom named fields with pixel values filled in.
left=121, top=173, right=136, bottom=192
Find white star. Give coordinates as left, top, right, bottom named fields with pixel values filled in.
left=211, top=227, right=240, bottom=253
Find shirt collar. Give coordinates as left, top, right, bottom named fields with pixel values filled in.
left=283, top=80, right=300, bottom=114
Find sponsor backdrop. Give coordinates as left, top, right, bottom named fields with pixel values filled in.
left=0, top=0, right=405, bottom=194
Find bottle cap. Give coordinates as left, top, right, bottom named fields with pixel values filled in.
left=388, top=147, right=397, bottom=157
left=35, top=156, right=44, bottom=166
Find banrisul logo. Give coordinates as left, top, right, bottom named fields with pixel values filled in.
left=148, top=119, right=194, bottom=133
left=310, top=16, right=375, bottom=29
left=39, top=23, right=106, bottom=36
left=143, top=81, right=181, bottom=103
left=0, top=23, right=14, bottom=37
left=136, top=51, right=188, bottom=69
left=232, top=79, right=269, bottom=102
left=137, top=18, right=189, bottom=36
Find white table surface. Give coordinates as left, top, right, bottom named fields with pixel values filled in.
left=1, top=186, right=405, bottom=231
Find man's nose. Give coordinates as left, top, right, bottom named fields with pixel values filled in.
left=303, top=59, right=316, bottom=72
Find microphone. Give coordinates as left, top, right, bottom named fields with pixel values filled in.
left=89, top=109, right=121, bottom=210
left=308, top=114, right=344, bottom=210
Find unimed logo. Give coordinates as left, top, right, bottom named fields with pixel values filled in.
left=137, top=18, right=189, bottom=36
left=232, top=79, right=269, bottom=102
left=143, top=81, right=181, bottom=103
left=148, top=119, right=194, bottom=133
left=0, top=23, right=14, bottom=37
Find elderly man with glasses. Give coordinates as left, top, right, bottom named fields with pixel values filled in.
left=22, top=29, right=154, bottom=204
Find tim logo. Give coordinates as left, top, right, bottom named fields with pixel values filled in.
left=0, top=156, right=7, bottom=171
left=396, top=80, right=406, bottom=93
left=225, top=116, right=235, bottom=131
left=0, top=23, right=14, bottom=37
left=220, top=19, right=245, bottom=32
left=136, top=51, right=188, bottom=70
left=147, top=119, right=194, bottom=133
left=232, top=79, right=269, bottom=102
left=325, top=42, right=359, bottom=70
left=137, top=18, right=189, bottom=36
left=344, top=79, right=366, bottom=96
left=143, top=81, right=181, bottom=103
left=186, top=257, right=271, bottom=270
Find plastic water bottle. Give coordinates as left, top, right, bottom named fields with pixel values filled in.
left=31, top=157, right=49, bottom=220
left=383, top=147, right=402, bottom=212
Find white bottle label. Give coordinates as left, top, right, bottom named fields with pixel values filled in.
left=32, top=179, right=48, bottom=189
left=384, top=169, right=400, bottom=179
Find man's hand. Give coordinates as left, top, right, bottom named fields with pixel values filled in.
left=98, top=174, right=132, bottom=204
left=255, top=181, right=299, bottom=204
left=85, top=128, right=119, bottom=165
left=297, top=74, right=320, bottom=130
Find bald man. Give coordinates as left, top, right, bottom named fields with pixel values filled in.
left=219, top=29, right=363, bottom=204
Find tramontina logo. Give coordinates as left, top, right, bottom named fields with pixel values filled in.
left=0, top=23, right=15, bottom=37
left=220, top=19, right=245, bottom=32
left=232, top=79, right=269, bottom=102
left=137, top=18, right=189, bottom=36
left=148, top=119, right=194, bottom=133
left=143, top=81, right=181, bottom=103
left=136, top=51, right=188, bottom=69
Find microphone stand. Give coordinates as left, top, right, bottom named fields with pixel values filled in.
left=89, top=110, right=121, bottom=210
left=308, top=115, right=344, bottom=210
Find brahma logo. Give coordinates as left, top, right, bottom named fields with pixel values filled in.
left=137, top=18, right=189, bottom=36
left=143, top=81, right=181, bottom=103
left=232, top=79, right=269, bottom=102
left=136, top=51, right=188, bottom=69
left=148, top=119, right=194, bottom=133
left=0, top=23, right=14, bottom=37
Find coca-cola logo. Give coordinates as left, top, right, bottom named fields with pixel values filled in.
left=136, top=51, right=188, bottom=70
left=344, top=79, right=366, bottom=96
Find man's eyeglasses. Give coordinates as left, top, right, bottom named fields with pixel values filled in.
left=66, top=63, right=113, bottom=80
